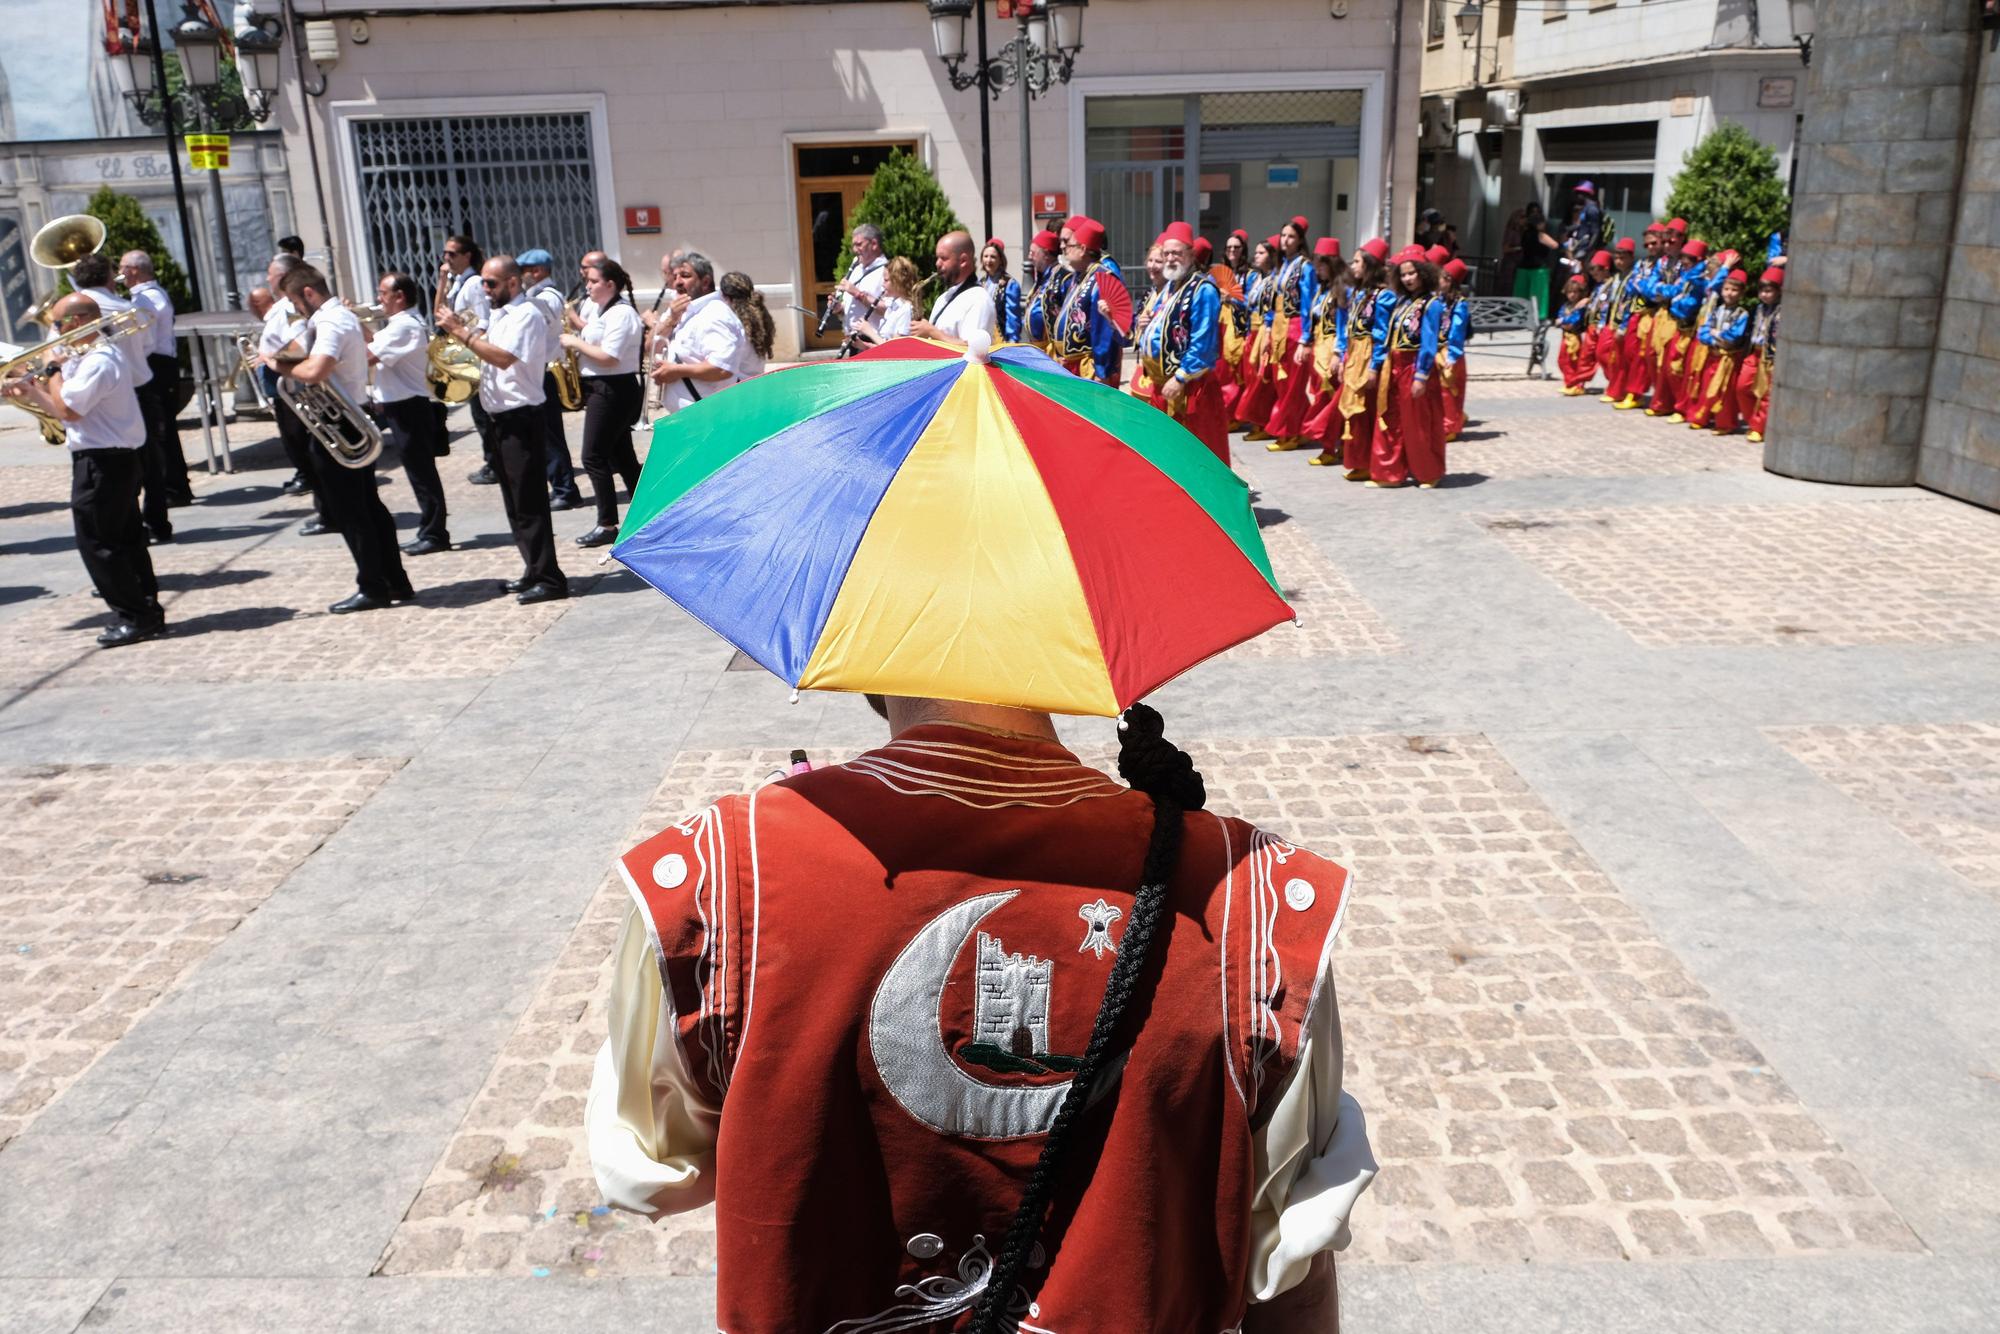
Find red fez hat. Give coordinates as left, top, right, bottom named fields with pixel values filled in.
left=1359, top=237, right=1391, bottom=262
left=1288, top=215, right=1310, bottom=233
left=1717, top=249, right=1740, bottom=268
left=1071, top=218, right=1107, bottom=251
left=1443, top=258, right=1470, bottom=282
left=1031, top=228, right=1058, bottom=252
left=1590, top=249, right=1614, bottom=269
left=1667, top=217, right=1689, bottom=233
left=1681, top=238, right=1709, bottom=259
left=1192, top=237, right=1213, bottom=261
left=1615, top=237, right=1636, bottom=253
left=985, top=237, right=1005, bottom=250
left=1726, top=269, right=1749, bottom=284
left=1425, top=244, right=1452, bottom=265
left=1393, top=245, right=1428, bottom=263
left=1760, top=267, right=1785, bottom=286
left=1161, top=220, right=1196, bottom=248
left=1230, top=228, right=1248, bottom=243
left=1314, top=236, right=1342, bottom=258
left=1062, top=215, right=1087, bottom=234
left=1265, top=233, right=1283, bottom=249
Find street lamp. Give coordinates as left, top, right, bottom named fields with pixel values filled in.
left=928, top=0, right=1088, bottom=257
left=114, top=1, right=284, bottom=310
left=1788, top=0, right=1815, bottom=66
left=1455, top=1, right=1481, bottom=44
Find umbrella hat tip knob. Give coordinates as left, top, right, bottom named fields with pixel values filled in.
left=964, top=328, right=994, bottom=364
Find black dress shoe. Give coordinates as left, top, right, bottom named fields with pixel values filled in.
left=300, top=519, right=334, bottom=537
left=329, top=591, right=390, bottom=614
left=390, top=585, right=418, bottom=605
left=167, top=493, right=195, bottom=508
left=467, top=465, right=498, bottom=485
left=96, top=621, right=163, bottom=648
left=280, top=474, right=313, bottom=496
left=401, top=537, right=451, bottom=556
left=147, top=529, right=174, bottom=545
left=502, top=577, right=530, bottom=594
left=574, top=524, right=618, bottom=548
left=516, top=582, right=569, bottom=605
left=549, top=492, right=587, bottom=511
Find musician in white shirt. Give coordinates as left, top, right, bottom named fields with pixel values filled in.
left=517, top=247, right=585, bottom=510
left=849, top=256, right=921, bottom=347
left=912, top=231, right=997, bottom=347
left=70, top=254, right=169, bottom=542
left=436, top=235, right=503, bottom=487
left=367, top=271, right=451, bottom=556
left=274, top=265, right=413, bottom=615
left=119, top=249, right=193, bottom=509
left=559, top=259, right=646, bottom=547
left=439, top=255, right=568, bottom=603
left=836, top=223, right=889, bottom=343
left=263, top=254, right=324, bottom=516
left=2, top=293, right=163, bottom=646
left=649, top=252, right=746, bottom=415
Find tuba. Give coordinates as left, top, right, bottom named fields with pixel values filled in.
left=271, top=342, right=383, bottom=469
left=1, top=305, right=153, bottom=446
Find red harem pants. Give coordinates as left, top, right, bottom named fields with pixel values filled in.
left=1592, top=324, right=1619, bottom=392
left=1264, top=317, right=1312, bottom=440
left=1687, top=350, right=1740, bottom=430
left=1303, top=360, right=1341, bottom=449
left=1652, top=329, right=1692, bottom=415
left=1559, top=331, right=1595, bottom=389
left=1439, top=358, right=1467, bottom=441
left=1149, top=376, right=1230, bottom=465
left=1734, top=352, right=1771, bottom=434
left=1236, top=326, right=1278, bottom=428
left=1373, top=350, right=1444, bottom=486
left=1613, top=312, right=1652, bottom=402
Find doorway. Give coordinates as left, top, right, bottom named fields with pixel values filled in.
left=793, top=140, right=918, bottom=353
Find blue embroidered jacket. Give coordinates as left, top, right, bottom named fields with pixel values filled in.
left=1141, top=274, right=1222, bottom=382
left=1335, top=287, right=1394, bottom=361
left=1266, top=255, right=1318, bottom=331
left=1441, top=294, right=1471, bottom=365
left=1555, top=299, right=1591, bottom=334
left=1698, top=302, right=1751, bottom=351
left=1026, top=267, right=1073, bottom=346
left=1370, top=294, right=1443, bottom=379
left=1057, top=261, right=1125, bottom=380
left=1750, top=302, right=1781, bottom=351
left=985, top=276, right=1023, bottom=342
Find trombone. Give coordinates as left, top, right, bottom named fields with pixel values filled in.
left=1, top=306, right=155, bottom=446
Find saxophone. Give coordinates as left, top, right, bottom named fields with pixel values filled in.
left=548, top=295, right=585, bottom=411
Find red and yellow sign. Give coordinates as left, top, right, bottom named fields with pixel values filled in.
left=185, top=134, right=231, bottom=171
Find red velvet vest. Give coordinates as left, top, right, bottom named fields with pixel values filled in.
left=619, top=726, right=1350, bottom=1333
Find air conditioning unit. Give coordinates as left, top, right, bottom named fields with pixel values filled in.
left=1421, top=101, right=1456, bottom=148
left=1486, top=88, right=1524, bottom=126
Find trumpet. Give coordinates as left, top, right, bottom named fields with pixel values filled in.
left=1, top=306, right=155, bottom=446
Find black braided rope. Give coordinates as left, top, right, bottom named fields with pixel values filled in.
left=967, top=705, right=1205, bottom=1333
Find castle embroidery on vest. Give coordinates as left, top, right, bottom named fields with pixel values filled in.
left=962, top=932, right=1081, bottom=1077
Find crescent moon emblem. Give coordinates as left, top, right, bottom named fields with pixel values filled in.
left=870, top=890, right=1117, bottom=1141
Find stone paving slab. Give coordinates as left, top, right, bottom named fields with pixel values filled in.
left=1221, top=520, right=1405, bottom=660
left=1767, top=723, right=2000, bottom=898
left=1476, top=496, right=2000, bottom=647
left=386, top=733, right=1919, bottom=1279
left=0, top=759, right=401, bottom=1150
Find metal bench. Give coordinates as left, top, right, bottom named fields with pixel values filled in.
left=1465, top=296, right=1554, bottom=379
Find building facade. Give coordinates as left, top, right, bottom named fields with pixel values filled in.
left=1418, top=0, right=1808, bottom=266
left=1765, top=0, right=1999, bottom=512
left=267, top=0, right=1423, bottom=359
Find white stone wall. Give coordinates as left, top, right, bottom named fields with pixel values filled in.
left=268, top=0, right=1420, bottom=358
left=1511, top=0, right=1801, bottom=81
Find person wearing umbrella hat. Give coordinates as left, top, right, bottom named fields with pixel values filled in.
left=588, top=338, right=1375, bottom=1333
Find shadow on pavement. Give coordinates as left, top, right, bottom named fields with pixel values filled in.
left=0, top=501, right=68, bottom=522
left=0, top=585, right=50, bottom=607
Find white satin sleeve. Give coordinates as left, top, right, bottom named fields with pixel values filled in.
left=1244, top=963, right=1378, bottom=1304
left=585, top=905, right=721, bottom=1215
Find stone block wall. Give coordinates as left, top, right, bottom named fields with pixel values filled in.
left=1764, top=1, right=1994, bottom=507
left=1919, top=32, right=2000, bottom=507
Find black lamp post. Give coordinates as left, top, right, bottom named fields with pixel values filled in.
left=108, top=1, right=283, bottom=310
left=928, top=1, right=1087, bottom=255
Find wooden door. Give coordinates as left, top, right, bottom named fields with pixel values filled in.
left=794, top=141, right=917, bottom=352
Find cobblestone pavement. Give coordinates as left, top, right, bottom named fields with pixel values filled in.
left=2, top=369, right=1997, bottom=1333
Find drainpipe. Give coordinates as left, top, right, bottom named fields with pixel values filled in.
left=1383, top=0, right=1407, bottom=241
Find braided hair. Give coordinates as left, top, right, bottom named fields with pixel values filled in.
left=968, top=703, right=1206, bottom=1334
left=588, top=259, right=635, bottom=314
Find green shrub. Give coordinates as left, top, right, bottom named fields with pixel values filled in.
left=835, top=150, right=967, bottom=283
left=58, top=185, right=195, bottom=312
left=1663, top=122, right=1790, bottom=265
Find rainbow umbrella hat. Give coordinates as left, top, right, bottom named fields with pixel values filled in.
left=611, top=335, right=1295, bottom=717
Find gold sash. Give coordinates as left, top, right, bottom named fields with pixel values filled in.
left=1312, top=327, right=1340, bottom=389
left=1752, top=349, right=1773, bottom=399
left=1337, top=336, right=1374, bottom=417
left=1701, top=350, right=1737, bottom=418
left=1563, top=331, right=1582, bottom=362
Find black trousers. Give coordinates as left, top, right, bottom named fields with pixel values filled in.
left=540, top=368, right=583, bottom=501
left=132, top=372, right=173, bottom=539
left=274, top=395, right=328, bottom=522
left=580, top=374, right=644, bottom=526
left=146, top=353, right=193, bottom=502
left=490, top=403, right=566, bottom=592
left=378, top=396, right=449, bottom=545
left=71, top=448, right=161, bottom=627
left=470, top=397, right=497, bottom=468
left=314, top=449, right=410, bottom=601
